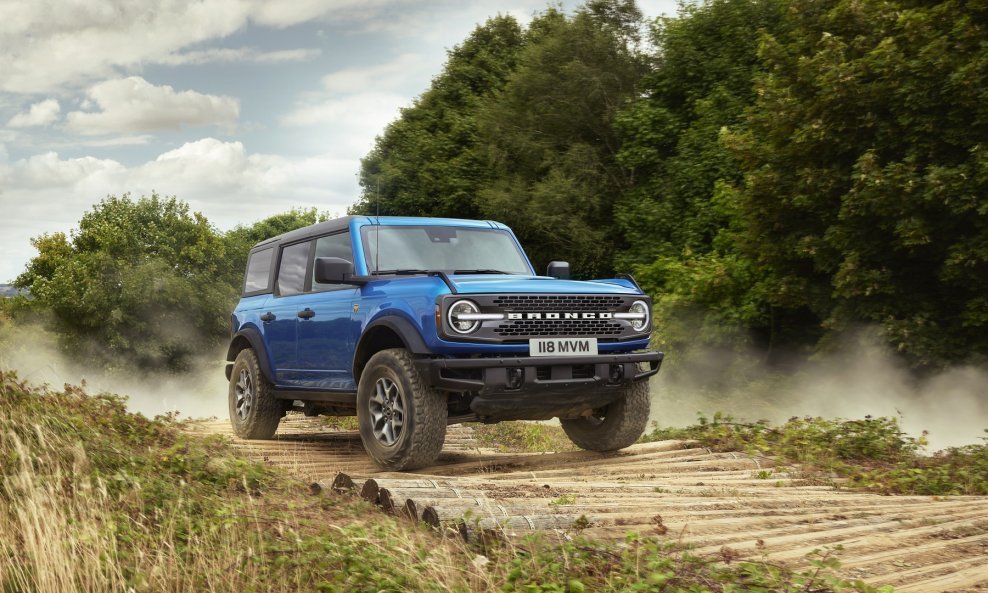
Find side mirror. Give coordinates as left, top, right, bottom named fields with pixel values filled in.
left=314, top=257, right=365, bottom=285
left=546, top=261, right=570, bottom=279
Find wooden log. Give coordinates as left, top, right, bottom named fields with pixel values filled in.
left=474, top=514, right=592, bottom=531
left=366, top=478, right=463, bottom=489
left=422, top=506, right=441, bottom=528
left=406, top=501, right=510, bottom=521
left=457, top=520, right=507, bottom=547
left=360, top=478, right=380, bottom=503
left=330, top=472, right=355, bottom=494
left=378, top=488, right=396, bottom=514
left=402, top=498, right=419, bottom=521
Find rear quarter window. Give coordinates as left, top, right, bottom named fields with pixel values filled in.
left=244, top=247, right=274, bottom=294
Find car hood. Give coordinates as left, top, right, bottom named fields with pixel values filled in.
left=446, top=274, right=642, bottom=295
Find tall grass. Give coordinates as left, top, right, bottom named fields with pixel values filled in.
left=0, top=371, right=884, bottom=592
left=0, top=372, right=486, bottom=592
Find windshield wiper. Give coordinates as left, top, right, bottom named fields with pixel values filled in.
left=370, top=269, right=431, bottom=276
left=452, top=269, right=516, bottom=275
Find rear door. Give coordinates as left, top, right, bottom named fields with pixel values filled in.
left=295, top=231, right=360, bottom=390
left=264, top=240, right=311, bottom=386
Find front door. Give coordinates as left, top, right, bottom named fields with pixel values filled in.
left=295, top=288, right=360, bottom=390
left=294, top=231, right=360, bottom=390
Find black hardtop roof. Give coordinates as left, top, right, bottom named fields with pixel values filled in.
left=250, top=215, right=358, bottom=251
left=248, top=215, right=502, bottom=253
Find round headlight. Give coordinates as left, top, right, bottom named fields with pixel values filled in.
left=447, top=299, right=481, bottom=334
left=629, top=300, right=650, bottom=332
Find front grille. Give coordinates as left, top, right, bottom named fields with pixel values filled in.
left=440, top=293, right=649, bottom=343
left=491, top=295, right=625, bottom=312
left=493, top=318, right=624, bottom=337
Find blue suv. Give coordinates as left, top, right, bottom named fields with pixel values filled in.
left=226, top=216, right=662, bottom=470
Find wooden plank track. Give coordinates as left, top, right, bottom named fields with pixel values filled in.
left=189, top=416, right=988, bottom=593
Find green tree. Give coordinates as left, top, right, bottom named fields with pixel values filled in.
left=222, top=208, right=327, bottom=288
left=477, top=1, right=648, bottom=277
left=730, top=0, right=988, bottom=366
left=614, top=0, right=783, bottom=267
left=610, top=0, right=786, bottom=362
left=353, top=15, right=525, bottom=219
left=15, top=194, right=233, bottom=371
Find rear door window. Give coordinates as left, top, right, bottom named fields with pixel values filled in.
left=243, top=247, right=274, bottom=294
left=277, top=242, right=311, bottom=297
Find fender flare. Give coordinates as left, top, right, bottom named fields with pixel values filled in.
left=352, top=315, right=431, bottom=379
left=226, top=327, right=276, bottom=385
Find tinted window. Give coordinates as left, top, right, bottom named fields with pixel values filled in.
left=244, top=247, right=274, bottom=294
left=277, top=242, right=310, bottom=297
left=361, top=226, right=531, bottom=274
left=312, top=232, right=354, bottom=290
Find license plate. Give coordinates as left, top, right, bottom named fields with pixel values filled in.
left=529, top=338, right=598, bottom=357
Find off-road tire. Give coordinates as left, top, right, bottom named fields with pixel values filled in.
left=229, top=348, right=281, bottom=439
left=357, top=348, right=447, bottom=471
left=560, top=380, right=650, bottom=452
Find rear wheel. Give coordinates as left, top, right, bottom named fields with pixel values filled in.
left=357, top=349, right=447, bottom=471
left=560, top=380, right=650, bottom=452
left=228, top=348, right=281, bottom=439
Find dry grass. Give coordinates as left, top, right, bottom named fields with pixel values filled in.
left=0, top=371, right=884, bottom=593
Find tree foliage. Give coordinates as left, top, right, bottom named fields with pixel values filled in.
left=353, top=15, right=526, bottom=220
left=476, top=1, right=648, bottom=277
left=354, top=0, right=986, bottom=367
left=12, top=197, right=326, bottom=372
left=730, top=0, right=988, bottom=365
left=14, top=194, right=233, bottom=371
left=355, top=1, right=648, bottom=277
left=222, top=207, right=328, bottom=287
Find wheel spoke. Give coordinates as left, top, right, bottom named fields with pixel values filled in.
left=234, top=368, right=255, bottom=420
left=369, top=376, right=405, bottom=446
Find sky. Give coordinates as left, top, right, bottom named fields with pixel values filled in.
left=0, top=0, right=679, bottom=284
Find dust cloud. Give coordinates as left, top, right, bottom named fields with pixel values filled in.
left=0, top=327, right=229, bottom=420
left=4, top=323, right=986, bottom=450
left=649, top=330, right=988, bottom=451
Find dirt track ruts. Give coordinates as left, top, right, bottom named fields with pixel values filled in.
left=190, top=416, right=988, bottom=593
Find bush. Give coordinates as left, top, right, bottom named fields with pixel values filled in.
left=643, top=413, right=988, bottom=495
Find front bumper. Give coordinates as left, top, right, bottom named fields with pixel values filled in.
left=414, top=350, right=662, bottom=420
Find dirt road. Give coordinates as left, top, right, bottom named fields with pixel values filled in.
left=191, top=416, right=988, bottom=592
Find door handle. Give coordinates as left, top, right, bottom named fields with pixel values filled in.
left=260, top=312, right=276, bottom=322
left=297, top=308, right=315, bottom=320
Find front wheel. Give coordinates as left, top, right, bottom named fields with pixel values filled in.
left=357, top=349, right=447, bottom=471
left=560, top=380, right=650, bottom=451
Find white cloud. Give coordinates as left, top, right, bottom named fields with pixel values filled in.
left=320, top=54, right=429, bottom=94
left=7, top=99, right=60, bottom=128
left=0, top=0, right=425, bottom=94
left=280, top=91, right=408, bottom=129
left=75, top=135, right=155, bottom=148
left=5, top=151, right=125, bottom=189
left=65, top=77, right=240, bottom=135
left=279, top=54, right=432, bottom=141
left=0, top=138, right=358, bottom=282
left=158, top=47, right=321, bottom=66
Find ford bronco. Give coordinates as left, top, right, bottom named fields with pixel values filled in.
left=225, top=216, right=662, bottom=470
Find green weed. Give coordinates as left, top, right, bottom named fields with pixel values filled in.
left=642, top=412, right=988, bottom=495
left=471, top=421, right=577, bottom=453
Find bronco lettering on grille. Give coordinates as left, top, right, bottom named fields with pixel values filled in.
left=506, top=312, right=614, bottom=320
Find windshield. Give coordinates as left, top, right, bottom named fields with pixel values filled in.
left=360, top=225, right=532, bottom=275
